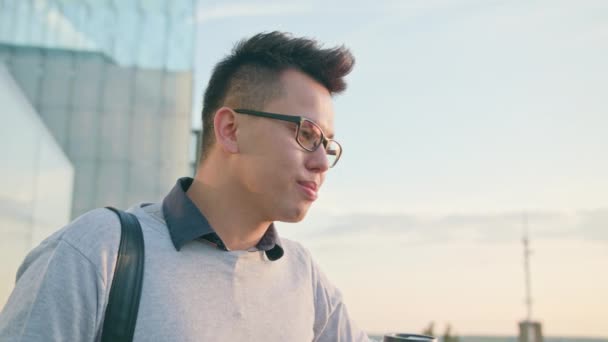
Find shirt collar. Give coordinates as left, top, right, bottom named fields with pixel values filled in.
left=162, top=177, right=284, bottom=261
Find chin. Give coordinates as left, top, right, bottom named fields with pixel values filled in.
left=283, top=215, right=306, bottom=223
left=278, top=205, right=310, bottom=223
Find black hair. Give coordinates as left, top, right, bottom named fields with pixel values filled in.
left=199, top=31, right=355, bottom=161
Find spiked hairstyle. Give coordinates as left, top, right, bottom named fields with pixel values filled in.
left=198, top=31, right=355, bottom=161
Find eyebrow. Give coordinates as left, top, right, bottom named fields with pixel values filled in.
left=320, top=125, right=335, bottom=140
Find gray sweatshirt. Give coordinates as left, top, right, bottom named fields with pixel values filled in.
left=0, top=203, right=370, bottom=341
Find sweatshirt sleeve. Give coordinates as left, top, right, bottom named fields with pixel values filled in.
left=311, top=258, right=371, bottom=342
left=0, top=238, right=105, bottom=342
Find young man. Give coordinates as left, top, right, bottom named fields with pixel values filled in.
left=0, top=31, right=370, bottom=341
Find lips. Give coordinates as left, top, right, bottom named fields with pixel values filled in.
left=297, top=181, right=318, bottom=192
left=297, top=181, right=318, bottom=201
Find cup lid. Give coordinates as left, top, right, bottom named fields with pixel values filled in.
left=383, top=333, right=437, bottom=341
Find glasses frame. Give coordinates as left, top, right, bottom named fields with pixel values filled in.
left=233, top=108, right=342, bottom=168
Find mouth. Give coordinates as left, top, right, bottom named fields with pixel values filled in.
left=297, top=181, right=318, bottom=201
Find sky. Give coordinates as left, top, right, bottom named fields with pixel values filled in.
left=193, top=0, right=608, bottom=337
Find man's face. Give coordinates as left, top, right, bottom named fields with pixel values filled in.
left=235, top=69, right=335, bottom=222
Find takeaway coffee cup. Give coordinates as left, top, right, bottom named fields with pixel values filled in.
left=383, top=333, right=437, bottom=342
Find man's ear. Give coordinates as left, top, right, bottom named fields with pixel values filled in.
left=213, top=107, right=239, bottom=154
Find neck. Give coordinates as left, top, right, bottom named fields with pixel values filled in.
left=186, top=161, right=272, bottom=251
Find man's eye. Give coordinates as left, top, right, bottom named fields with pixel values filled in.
left=301, top=130, right=314, bottom=140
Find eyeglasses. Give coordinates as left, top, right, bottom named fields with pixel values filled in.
left=233, top=108, right=343, bottom=168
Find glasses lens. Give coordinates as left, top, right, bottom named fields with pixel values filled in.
left=325, top=140, right=342, bottom=167
left=298, top=120, right=323, bottom=151
left=298, top=119, right=342, bottom=168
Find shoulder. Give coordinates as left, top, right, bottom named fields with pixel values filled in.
left=280, top=239, right=344, bottom=308
left=52, top=204, right=167, bottom=265
left=278, top=238, right=327, bottom=278
left=57, top=208, right=122, bottom=254
left=280, top=238, right=314, bottom=264
left=15, top=208, right=123, bottom=290
left=27, top=208, right=122, bottom=276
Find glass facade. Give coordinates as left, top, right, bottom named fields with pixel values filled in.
left=0, top=64, right=74, bottom=307
left=0, top=0, right=197, bottom=308
left=0, top=0, right=196, bottom=218
left=0, top=0, right=195, bottom=70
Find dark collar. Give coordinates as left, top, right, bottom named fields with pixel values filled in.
left=161, top=177, right=284, bottom=261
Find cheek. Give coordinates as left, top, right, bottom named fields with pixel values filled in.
left=266, top=137, right=305, bottom=168
left=239, top=132, right=305, bottom=186
left=257, top=154, right=304, bottom=196
left=241, top=152, right=293, bottom=191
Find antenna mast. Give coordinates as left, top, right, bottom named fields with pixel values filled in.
left=523, top=213, right=533, bottom=322
left=518, top=212, right=543, bottom=342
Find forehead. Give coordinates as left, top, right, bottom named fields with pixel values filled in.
left=264, top=69, right=335, bottom=136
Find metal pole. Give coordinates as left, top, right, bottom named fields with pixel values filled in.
left=523, top=212, right=533, bottom=322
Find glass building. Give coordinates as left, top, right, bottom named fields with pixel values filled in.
left=0, top=0, right=197, bottom=308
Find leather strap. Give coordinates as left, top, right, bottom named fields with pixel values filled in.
left=101, top=207, right=145, bottom=342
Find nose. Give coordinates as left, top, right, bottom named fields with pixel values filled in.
left=305, top=144, right=330, bottom=173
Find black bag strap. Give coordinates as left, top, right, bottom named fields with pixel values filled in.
left=101, top=207, right=145, bottom=342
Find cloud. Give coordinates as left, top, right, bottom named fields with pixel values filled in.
left=298, top=208, right=608, bottom=244
left=576, top=208, right=608, bottom=241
